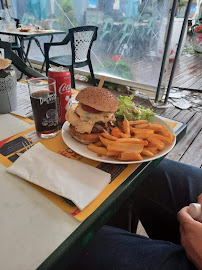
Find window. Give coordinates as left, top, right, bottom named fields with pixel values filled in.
left=10, top=0, right=175, bottom=97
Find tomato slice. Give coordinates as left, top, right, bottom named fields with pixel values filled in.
left=81, top=104, right=101, bottom=114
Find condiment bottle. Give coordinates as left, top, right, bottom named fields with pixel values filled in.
left=188, top=203, right=202, bottom=222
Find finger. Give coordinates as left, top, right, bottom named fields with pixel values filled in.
left=177, top=206, right=195, bottom=224
left=197, top=193, right=202, bottom=206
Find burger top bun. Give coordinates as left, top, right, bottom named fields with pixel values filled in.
left=76, top=86, right=118, bottom=112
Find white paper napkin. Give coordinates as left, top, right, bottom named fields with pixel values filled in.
left=7, top=143, right=111, bottom=210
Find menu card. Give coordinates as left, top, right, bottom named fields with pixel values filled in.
left=11, top=82, right=33, bottom=118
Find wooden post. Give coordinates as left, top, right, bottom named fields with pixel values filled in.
left=98, top=76, right=106, bottom=89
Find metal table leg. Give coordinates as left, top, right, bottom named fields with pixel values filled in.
left=20, top=34, right=54, bottom=74
left=24, top=38, right=34, bottom=68
left=19, top=36, right=34, bottom=68
left=40, top=35, right=54, bottom=73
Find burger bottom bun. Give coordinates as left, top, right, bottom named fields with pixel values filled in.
left=69, top=125, right=100, bottom=144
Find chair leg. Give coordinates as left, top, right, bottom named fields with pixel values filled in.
left=16, top=48, right=23, bottom=60
left=44, top=48, right=50, bottom=76
left=69, top=66, right=75, bottom=89
left=88, top=61, right=96, bottom=86
left=45, top=59, right=49, bottom=76
left=15, top=48, right=24, bottom=80
left=42, top=35, right=53, bottom=74
left=41, top=61, right=45, bottom=74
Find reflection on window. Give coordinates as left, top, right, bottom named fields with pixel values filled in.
left=11, top=0, right=171, bottom=88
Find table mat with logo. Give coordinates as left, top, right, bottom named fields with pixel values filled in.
left=0, top=117, right=180, bottom=221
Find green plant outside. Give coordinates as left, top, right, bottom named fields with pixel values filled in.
left=177, top=0, right=188, bottom=8
left=58, top=0, right=76, bottom=30
left=86, top=75, right=118, bottom=90
left=97, top=60, right=135, bottom=81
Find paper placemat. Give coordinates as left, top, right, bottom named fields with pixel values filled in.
left=0, top=118, right=179, bottom=221
left=0, top=127, right=139, bottom=221
left=1, top=118, right=180, bottom=221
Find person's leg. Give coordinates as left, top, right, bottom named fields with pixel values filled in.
left=107, top=159, right=202, bottom=243
left=69, top=226, right=196, bottom=270
left=70, top=160, right=201, bottom=269
left=132, top=159, right=202, bottom=243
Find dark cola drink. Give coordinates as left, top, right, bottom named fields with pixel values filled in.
left=48, top=67, right=71, bottom=126
left=30, top=90, right=59, bottom=138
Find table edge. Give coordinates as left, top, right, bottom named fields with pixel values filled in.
left=0, top=31, right=66, bottom=37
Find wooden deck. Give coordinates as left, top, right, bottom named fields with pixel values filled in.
left=171, top=54, right=202, bottom=91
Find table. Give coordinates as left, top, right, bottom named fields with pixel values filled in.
left=0, top=111, right=186, bottom=270
left=0, top=29, right=66, bottom=38
left=0, top=29, right=66, bottom=71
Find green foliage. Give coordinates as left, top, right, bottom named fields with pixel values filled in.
left=58, top=0, right=76, bottom=30
left=177, top=0, right=188, bottom=7
left=103, top=81, right=118, bottom=90
left=97, top=60, right=134, bottom=81
left=176, top=0, right=188, bottom=18
left=86, top=76, right=118, bottom=90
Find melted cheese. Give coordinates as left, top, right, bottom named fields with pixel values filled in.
left=66, top=105, right=116, bottom=134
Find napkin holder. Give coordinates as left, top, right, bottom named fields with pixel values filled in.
left=0, top=58, right=17, bottom=114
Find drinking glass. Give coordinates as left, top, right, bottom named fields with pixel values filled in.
left=28, top=78, right=59, bottom=138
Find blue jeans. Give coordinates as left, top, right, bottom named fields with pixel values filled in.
left=70, top=159, right=202, bottom=270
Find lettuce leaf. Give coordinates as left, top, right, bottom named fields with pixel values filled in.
left=138, top=105, right=155, bottom=121
left=115, top=95, right=154, bottom=121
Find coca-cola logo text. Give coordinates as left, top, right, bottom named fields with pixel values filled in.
left=59, top=83, right=71, bottom=94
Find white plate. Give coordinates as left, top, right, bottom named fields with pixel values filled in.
left=61, top=116, right=176, bottom=164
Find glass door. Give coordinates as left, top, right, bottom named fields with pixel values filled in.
left=8, top=0, right=187, bottom=100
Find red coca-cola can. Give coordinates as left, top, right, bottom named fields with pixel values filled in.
left=48, top=67, right=71, bottom=125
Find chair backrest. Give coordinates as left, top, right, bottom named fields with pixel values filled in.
left=121, top=18, right=134, bottom=33
left=0, top=17, right=18, bottom=44
left=0, top=34, right=15, bottom=44
left=102, top=16, right=114, bottom=32
left=69, top=26, right=98, bottom=64
left=0, top=40, right=45, bottom=78
left=86, top=15, right=97, bottom=26
left=140, top=14, right=151, bottom=22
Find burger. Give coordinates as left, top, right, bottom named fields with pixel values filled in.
left=65, top=86, right=118, bottom=144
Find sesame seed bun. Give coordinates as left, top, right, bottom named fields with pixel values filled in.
left=76, top=86, right=118, bottom=112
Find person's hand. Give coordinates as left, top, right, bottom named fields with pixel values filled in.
left=177, top=194, right=202, bottom=270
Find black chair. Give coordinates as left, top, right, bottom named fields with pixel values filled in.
left=0, top=40, right=44, bottom=78
left=44, top=26, right=98, bottom=88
